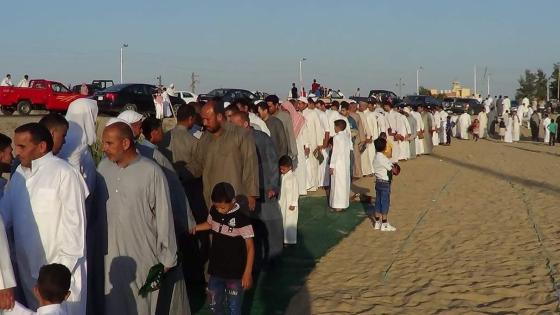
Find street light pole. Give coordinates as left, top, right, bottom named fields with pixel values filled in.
left=120, top=43, right=128, bottom=84
left=416, top=66, right=423, bottom=95
left=396, top=78, right=405, bottom=97
left=299, top=58, right=306, bottom=94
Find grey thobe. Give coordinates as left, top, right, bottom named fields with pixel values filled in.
left=252, top=129, right=283, bottom=261
left=265, top=116, right=289, bottom=157
left=196, top=122, right=259, bottom=209
left=406, top=115, right=417, bottom=159
left=421, top=112, right=434, bottom=154
left=95, top=156, right=189, bottom=315
left=274, top=110, right=298, bottom=162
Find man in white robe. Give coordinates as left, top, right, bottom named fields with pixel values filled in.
left=457, top=111, right=471, bottom=140
left=477, top=110, right=488, bottom=139
left=17, top=75, right=29, bottom=88
left=438, top=107, right=448, bottom=144
left=299, top=97, right=323, bottom=192
left=543, top=114, right=551, bottom=143
left=384, top=103, right=402, bottom=162
left=0, top=123, right=87, bottom=314
left=411, top=108, right=424, bottom=155
left=513, top=110, right=521, bottom=142
left=432, top=109, right=440, bottom=146
left=0, top=218, right=16, bottom=312
left=329, top=120, right=351, bottom=211
left=315, top=101, right=331, bottom=187
left=398, top=110, right=411, bottom=160
left=365, top=103, right=379, bottom=166
left=357, top=102, right=373, bottom=175
left=0, top=75, right=12, bottom=87
left=502, top=96, right=511, bottom=117
left=504, top=114, right=513, bottom=143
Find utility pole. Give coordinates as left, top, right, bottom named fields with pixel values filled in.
left=474, top=64, right=477, bottom=97
left=416, top=66, right=423, bottom=95
left=190, top=72, right=200, bottom=93
left=557, top=64, right=559, bottom=100
left=396, top=78, right=405, bottom=97
left=156, top=75, right=162, bottom=87
left=487, top=73, right=491, bottom=97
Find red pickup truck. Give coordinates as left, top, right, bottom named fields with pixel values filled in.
left=0, top=79, right=85, bottom=115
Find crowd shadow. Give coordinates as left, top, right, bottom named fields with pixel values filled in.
left=427, top=153, right=560, bottom=194
left=105, top=256, right=137, bottom=314
left=505, top=145, right=560, bottom=158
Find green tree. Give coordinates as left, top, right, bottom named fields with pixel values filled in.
left=515, top=69, right=536, bottom=100
left=534, top=69, right=548, bottom=101
left=418, top=86, right=431, bottom=96
left=550, top=63, right=560, bottom=100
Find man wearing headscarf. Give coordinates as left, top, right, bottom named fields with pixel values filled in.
left=419, top=105, right=433, bottom=154
left=299, top=97, right=324, bottom=192
left=282, top=100, right=308, bottom=194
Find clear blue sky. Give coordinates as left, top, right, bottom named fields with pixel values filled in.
left=1, top=0, right=558, bottom=97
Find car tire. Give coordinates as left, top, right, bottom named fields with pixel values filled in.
left=16, top=100, right=32, bottom=116
left=1, top=108, right=14, bottom=116
left=123, top=103, right=137, bottom=112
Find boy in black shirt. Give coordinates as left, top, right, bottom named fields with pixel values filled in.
left=196, top=182, right=255, bottom=315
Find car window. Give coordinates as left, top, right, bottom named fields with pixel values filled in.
left=51, top=83, right=70, bottom=93
left=128, top=85, right=148, bottom=95
left=184, top=92, right=192, bottom=98
left=241, top=91, right=255, bottom=100
left=32, top=82, right=46, bottom=89
left=208, top=89, right=226, bottom=97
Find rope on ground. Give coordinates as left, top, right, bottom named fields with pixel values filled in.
left=381, top=170, right=460, bottom=281
left=509, top=182, right=560, bottom=311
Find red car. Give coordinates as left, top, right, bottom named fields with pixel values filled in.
left=0, top=79, right=84, bottom=115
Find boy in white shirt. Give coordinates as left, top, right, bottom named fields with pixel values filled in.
left=279, top=155, right=299, bottom=245
left=370, top=137, right=397, bottom=231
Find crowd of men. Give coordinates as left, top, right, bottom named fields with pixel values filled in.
left=0, top=85, right=552, bottom=314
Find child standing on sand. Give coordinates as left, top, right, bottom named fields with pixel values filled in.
left=368, top=137, right=397, bottom=232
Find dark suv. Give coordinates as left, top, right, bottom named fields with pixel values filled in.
left=197, top=88, right=257, bottom=104
left=94, top=83, right=185, bottom=115
left=448, top=98, right=483, bottom=115
left=401, top=95, right=441, bottom=107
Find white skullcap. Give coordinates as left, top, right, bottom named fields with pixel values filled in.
left=105, top=117, right=132, bottom=128
left=117, top=110, right=144, bottom=124
left=297, top=96, right=308, bottom=104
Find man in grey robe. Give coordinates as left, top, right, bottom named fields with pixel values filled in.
left=267, top=95, right=298, bottom=163
left=257, top=102, right=289, bottom=157
left=95, top=122, right=189, bottom=315
left=419, top=105, right=434, bottom=154
left=197, top=100, right=260, bottom=211
left=231, top=111, right=283, bottom=263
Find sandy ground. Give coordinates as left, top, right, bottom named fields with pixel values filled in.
left=287, top=134, right=560, bottom=314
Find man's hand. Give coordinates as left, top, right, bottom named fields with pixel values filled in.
left=267, top=189, right=277, bottom=199
left=241, top=272, right=253, bottom=290
left=304, top=147, right=310, bottom=157
left=289, top=205, right=295, bottom=211
left=248, top=196, right=256, bottom=211
left=0, top=288, right=15, bottom=310
left=188, top=227, right=196, bottom=235
left=329, top=168, right=334, bottom=175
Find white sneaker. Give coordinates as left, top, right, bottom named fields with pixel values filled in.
left=374, top=221, right=382, bottom=230
left=381, top=222, right=396, bottom=232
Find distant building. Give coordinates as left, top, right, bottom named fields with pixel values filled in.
left=429, top=81, right=472, bottom=98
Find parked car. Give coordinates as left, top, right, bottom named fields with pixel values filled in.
left=448, top=98, right=483, bottom=115
left=175, top=90, right=198, bottom=104
left=400, top=95, right=442, bottom=108
left=94, top=83, right=185, bottom=115
left=197, top=88, right=257, bottom=104
left=0, top=79, right=84, bottom=115
left=71, top=80, right=114, bottom=96
left=367, top=89, right=400, bottom=104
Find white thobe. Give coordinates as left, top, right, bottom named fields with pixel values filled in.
left=484, top=99, right=492, bottom=113
left=502, top=98, right=511, bottom=116
left=0, top=78, right=12, bottom=86
left=295, top=123, right=309, bottom=195
left=451, top=115, right=459, bottom=137
left=386, top=110, right=401, bottom=162
left=513, top=113, right=521, bottom=142
left=375, top=111, right=388, bottom=135
left=365, top=109, right=379, bottom=166
left=17, top=79, right=29, bottom=88
left=432, top=111, right=440, bottom=146
left=457, top=113, right=471, bottom=139
left=504, top=117, right=513, bottom=143
left=411, top=111, right=424, bottom=154
left=315, top=109, right=330, bottom=186
left=439, top=110, right=448, bottom=144
left=522, top=97, right=530, bottom=108
left=329, top=132, right=351, bottom=209
left=0, top=218, right=15, bottom=291
left=399, top=115, right=411, bottom=160
left=303, top=108, right=324, bottom=192
left=279, top=170, right=299, bottom=244
left=477, top=111, right=488, bottom=138
left=248, top=112, right=271, bottom=136
left=357, top=111, right=373, bottom=175
left=0, top=153, right=87, bottom=314
left=543, top=117, right=551, bottom=143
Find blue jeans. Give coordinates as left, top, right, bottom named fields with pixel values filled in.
left=374, top=181, right=391, bottom=215
left=207, top=276, right=244, bottom=315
